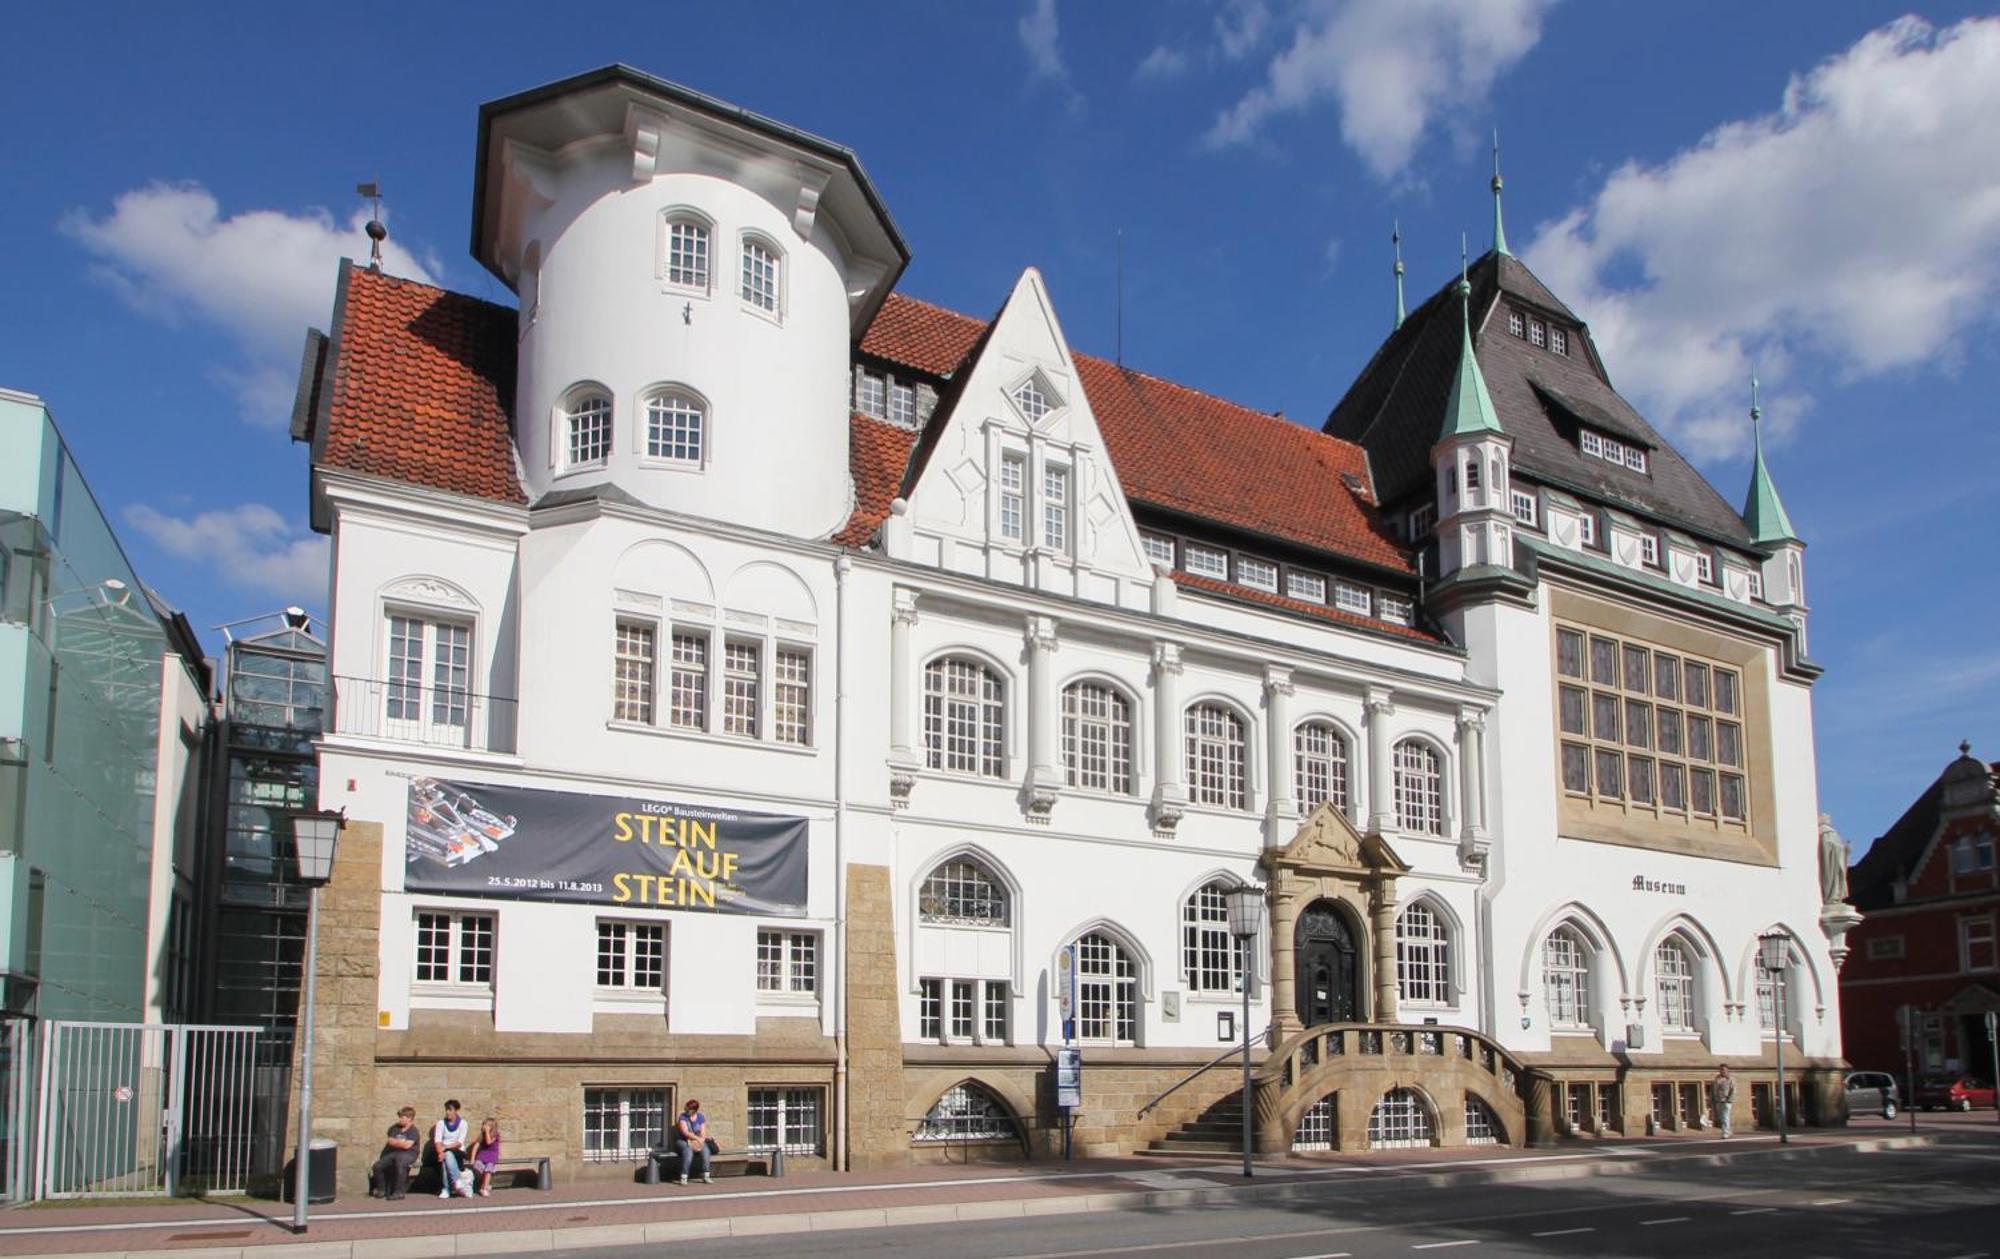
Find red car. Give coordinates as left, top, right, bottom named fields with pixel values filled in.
left=1917, top=1076, right=1997, bottom=1111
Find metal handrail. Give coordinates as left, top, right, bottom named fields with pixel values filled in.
left=1137, top=1029, right=1268, bottom=1118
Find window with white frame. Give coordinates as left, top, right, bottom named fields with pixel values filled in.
left=722, top=639, right=760, bottom=738
left=561, top=390, right=613, bottom=469
left=1392, top=739, right=1443, bottom=834
left=756, top=929, right=818, bottom=995
left=1012, top=377, right=1052, bottom=423
left=1962, top=915, right=1997, bottom=971
left=1510, top=490, right=1538, bottom=525
left=1286, top=571, right=1327, bottom=603
left=612, top=620, right=656, bottom=724
left=669, top=631, right=708, bottom=729
left=1293, top=1095, right=1336, bottom=1151
left=747, top=1087, right=822, bottom=1155
left=1747, top=570, right=1764, bottom=601
left=1576, top=512, right=1597, bottom=547
left=889, top=380, right=916, bottom=426
left=1654, top=937, right=1695, bottom=1032
left=1507, top=311, right=1525, bottom=338
left=1550, top=327, right=1569, bottom=356
left=998, top=453, right=1026, bottom=542
left=1062, top=681, right=1133, bottom=794
left=1333, top=582, right=1372, bottom=616
left=1237, top=556, right=1277, bottom=592
left=1529, top=319, right=1546, bottom=348
left=583, top=1088, right=667, bottom=1162
left=916, top=977, right=1010, bottom=1043
left=596, top=920, right=666, bottom=991
left=1184, top=543, right=1228, bottom=580
left=1756, top=970, right=1787, bottom=1032
left=1407, top=503, right=1435, bottom=538
left=1185, top=703, right=1247, bottom=809
left=773, top=648, right=811, bottom=745
left=1074, top=931, right=1138, bottom=1044
left=740, top=237, right=781, bottom=313
left=923, top=657, right=1005, bottom=777
left=855, top=372, right=886, bottom=418
left=1140, top=532, right=1176, bottom=568
left=386, top=613, right=471, bottom=730
left=414, top=910, right=494, bottom=987
left=919, top=859, right=1010, bottom=926
left=1639, top=534, right=1659, bottom=567
left=1378, top=593, right=1414, bottom=626
left=1042, top=464, right=1069, bottom=551
left=916, top=1084, right=1016, bottom=1142
left=643, top=389, right=704, bottom=465
left=1293, top=722, right=1350, bottom=814
left=1464, top=1095, right=1502, bottom=1144
left=1181, top=881, right=1248, bottom=994
left=1543, top=927, right=1591, bottom=1028
left=663, top=216, right=710, bottom=292
left=1395, top=902, right=1451, bottom=1005
left=1368, top=1089, right=1435, bottom=1149
left=1695, top=552, right=1714, bottom=585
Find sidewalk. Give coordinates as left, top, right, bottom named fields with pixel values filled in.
left=0, top=1123, right=1976, bottom=1259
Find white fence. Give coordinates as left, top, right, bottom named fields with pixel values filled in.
left=33, top=1022, right=260, bottom=1199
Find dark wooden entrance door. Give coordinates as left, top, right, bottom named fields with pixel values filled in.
left=1295, top=900, right=1360, bottom=1026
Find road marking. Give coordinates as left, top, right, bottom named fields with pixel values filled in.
left=1412, top=1243, right=1479, bottom=1251
left=1639, top=1217, right=1690, bottom=1225
left=1811, top=1197, right=1852, bottom=1205
left=1731, top=1207, right=1778, bottom=1215
left=1532, top=1228, right=1595, bottom=1237
left=1289, top=1253, right=1351, bottom=1258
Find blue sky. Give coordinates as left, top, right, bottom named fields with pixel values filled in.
left=3, top=2, right=1996, bottom=851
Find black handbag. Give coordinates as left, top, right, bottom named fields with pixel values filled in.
left=704, top=1137, right=720, bottom=1155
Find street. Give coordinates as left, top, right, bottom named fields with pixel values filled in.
left=559, top=1141, right=2000, bottom=1259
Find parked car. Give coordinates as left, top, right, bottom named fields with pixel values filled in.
left=1844, top=1070, right=1900, bottom=1119
left=1916, top=1075, right=1996, bottom=1111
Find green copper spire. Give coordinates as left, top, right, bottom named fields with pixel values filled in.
left=1742, top=376, right=1799, bottom=544
left=1440, top=234, right=1505, bottom=441
left=1490, top=131, right=1510, bottom=258
left=1393, top=220, right=1407, bottom=330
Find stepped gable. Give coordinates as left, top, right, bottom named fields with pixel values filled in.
left=862, top=295, right=1413, bottom=575
left=1324, top=252, right=1753, bottom=547
left=321, top=263, right=525, bottom=505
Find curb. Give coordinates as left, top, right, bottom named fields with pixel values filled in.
left=32, top=1135, right=1949, bottom=1259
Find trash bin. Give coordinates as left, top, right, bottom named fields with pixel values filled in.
left=284, top=1138, right=338, bottom=1204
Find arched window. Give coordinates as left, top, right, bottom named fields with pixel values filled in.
left=918, top=859, right=1009, bottom=926
left=1396, top=902, right=1451, bottom=1005
left=914, top=1084, right=1016, bottom=1142
left=1292, top=1094, right=1337, bottom=1152
left=740, top=235, right=781, bottom=313
left=1062, top=681, right=1133, bottom=794
left=1543, top=927, right=1591, bottom=1029
left=1654, top=937, right=1695, bottom=1032
left=1186, top=704, right=1246, bottom=809
left=1367, top=1089, right=1435, bottom=1149
left=643, top=389, right=705, bottom=465
left=923, top=658, right=1004, bottom=777
left=1181, top=881, right=1247, bottom=994
left=1294, top=722, right=1349, bottom=813
left=560, top=389, right=613, bottom=470
left=663, top=214, right=711, bottom=291
left=1393, top=739, right=1443, bottom=834
left=1074, top=931, right=1138, bottom=1044
left=1463, top=1095, right=1503, bottom=1145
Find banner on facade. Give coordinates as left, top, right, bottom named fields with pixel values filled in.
left=403, top=776, right=809, bottom=916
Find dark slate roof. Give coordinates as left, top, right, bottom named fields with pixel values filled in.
left=1325, top=252, right=1754, bottom=548
left=1849, top=750, right=2000, bottom=911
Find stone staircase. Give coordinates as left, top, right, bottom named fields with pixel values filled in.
left=1141, top=1090, right=1248, bottom=1157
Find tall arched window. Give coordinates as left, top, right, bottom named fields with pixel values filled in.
left=918, top=859, right=1009, bottom=926
left=560, top=389, right=613, bottom=470
left=1074, top=931, right=1138, bottom=1044
left=740, top=235, right=781, bottom=314
left=1062, top=681, right=1133, bottom=794
left=1543, top=927, right=1591, bottom=1029
left=923, top=658, right=1004, bottom=777
left=1393, top=739, right=1443, bottom=834
left=1654, top=937, right=1695, bottom=1032
left=1181, top=881, right=1247, bottom=994
left=643, top=389, right=705, bottom=465
left=662, top=214, right=711, bottom=291
left=1186, top=704, right=1246, bottom=808
left=1294, top=722, right=1350, bottom=813
left=1396, top=902, right=1451, bottom=1005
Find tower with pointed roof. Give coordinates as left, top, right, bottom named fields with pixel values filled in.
left=1742, top=379, right=1808, bottom=641
left=1430, top=245, right=1515, bottom=585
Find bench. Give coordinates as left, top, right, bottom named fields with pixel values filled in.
left=410, top=1152, right=552, bottom=1194
left=642, top=1144, right=777, bottom=1183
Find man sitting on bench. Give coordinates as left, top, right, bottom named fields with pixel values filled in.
left=672, top=1098, right=713, bottom=1185
left=370, top=1106, right=421, bottom=1200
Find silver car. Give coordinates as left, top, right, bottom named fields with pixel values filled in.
left=1845, top=1070, right=1900, bottom=1119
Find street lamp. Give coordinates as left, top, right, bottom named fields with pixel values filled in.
left=1224, top=884, right=1265, bottom=1180
left=291, top=810, right=344, bottom=1233
left=1758, top=931, right=1790, bottom=1146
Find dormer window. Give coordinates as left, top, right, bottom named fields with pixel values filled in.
left=855, top=372, right=886, bottom=418
left=1550, top=327, right=1569, bottom=356
left=1639, top=534, right=1659, bottom=567
left=1508, top=311, right=1524, bottom=338
left=1577, top=512, right=1598, bottom=548
left=1510, top=490, right=1538, bottom=526
left=1695, top=553, right=1714, bottom=585
left=1184, top=544, right=1228, bottom=580
left=1237, top=557, right=1277, bottom=593
left=1748, top=571, right=1764, bottom=601
left=889, top=381, right=916, bottom=426
left=1529, top=320, right=1547, bottom=348
left=1579, top=429, right=1648, bottom=474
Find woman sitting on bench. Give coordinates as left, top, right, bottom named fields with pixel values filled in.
left=469, top=1117, right=502, bottom=1197
left=673, top=1098, right=713, bottom=1185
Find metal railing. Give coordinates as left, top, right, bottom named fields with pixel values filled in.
left=330, top=675, right=518, bottom=754
left=1138, top=1029, right=1271, bottom=1118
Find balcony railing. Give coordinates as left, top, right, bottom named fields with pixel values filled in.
left=330, top=675, right=518, bottom=754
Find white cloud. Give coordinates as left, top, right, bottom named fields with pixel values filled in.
left=1135, top=44, right=1190, bottom=81
left=62, top=182, right=436, bottom=425
left=1204, top=0, right=1554, bottom=177
left=1525, top=16, right=2000, bottom=459
left=1018, top=0, right=1085, bottom=112
left=1215, top=0, right=1271, bottom=60
left=124, top=502, right=329, bottom=602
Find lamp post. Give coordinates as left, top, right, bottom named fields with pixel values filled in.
left=1758, top=931, right=1790, bottom=1146
left=1224, top=884, right=1265, bottom=1180
left=290, top=810, right=344, bottom=1234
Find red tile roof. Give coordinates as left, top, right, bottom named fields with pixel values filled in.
left=1173, top=571, right=1438, bottom=643
left=323, top=264, right=524, bottom=505
left=859, top=293, right=986, bottom=376
left=834, top=413, right=917, bottom=547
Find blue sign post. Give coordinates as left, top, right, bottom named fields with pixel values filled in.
left=1058, top=943, right=1079, bottom=1158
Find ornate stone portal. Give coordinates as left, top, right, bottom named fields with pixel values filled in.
left=1259, top=802, right=1411, bottom=1037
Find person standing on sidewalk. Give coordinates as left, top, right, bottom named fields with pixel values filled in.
left=674, top=1099, right=713, bottom=1185
left=1711, top=1065, right=1737, bottom=1138
left=371, top=1107, right=421, bottom=1199
left=433, top=1099, right=473, bottom=1197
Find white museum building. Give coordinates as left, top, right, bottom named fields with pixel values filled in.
left=286, top=66, right=1849, bottom=1181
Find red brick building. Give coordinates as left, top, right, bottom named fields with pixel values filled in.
left=1841, top=745, right=2000, bottom=1080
